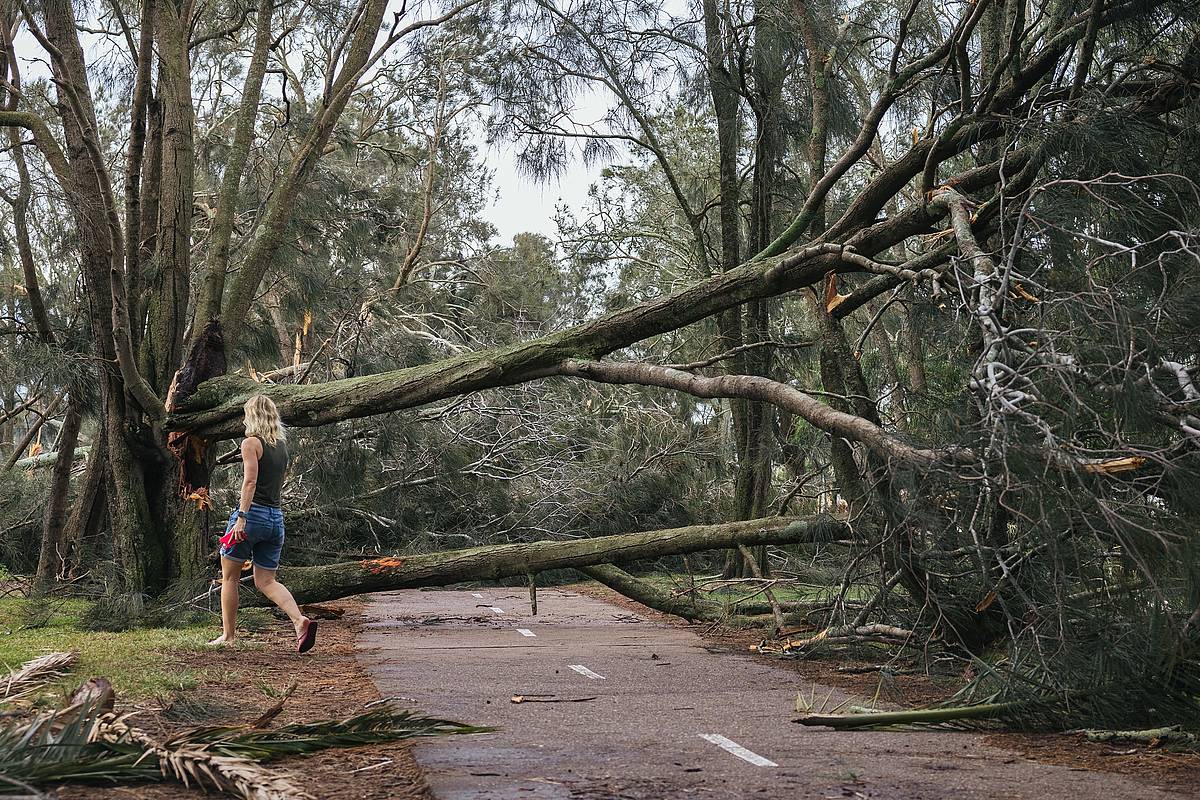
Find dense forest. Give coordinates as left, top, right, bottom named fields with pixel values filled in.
left=1, top=0, right=1199, bottom=736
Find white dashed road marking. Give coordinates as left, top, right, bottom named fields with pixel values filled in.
left=568, top=664, right=606, bottom=680
left=698, top=734, right=777, bottom=767
left=517, top=628, right=536, bottom=637
left=490, top=607, right=505, bottom=615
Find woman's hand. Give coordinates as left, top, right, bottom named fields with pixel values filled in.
left=230, top=516, right=247, bottom=543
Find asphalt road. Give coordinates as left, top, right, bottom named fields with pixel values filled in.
left=357, top=587, right=1175, bottom=800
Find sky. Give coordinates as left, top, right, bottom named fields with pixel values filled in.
left=481, top=140, right=605, bottom=245
left=10, top=11, right=610, bottom=250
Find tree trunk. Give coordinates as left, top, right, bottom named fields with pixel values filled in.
left=62, top=435, right=107, bottom=576
left=142, top=0, right=193, bottom=395
left=193, top=0, right=274, bottom=330
left=704, top=0, right=782, bottom=579
left=579, top=563, right=731, bottom=622
left=35, top=397, right=82, bottom=589
left=265, top=515, right=854, bottom=605
left=39, top=0, right=164, bottom=593
left=5, top=130, right=54, bottom=344
left=579, top=563, right=809, bottom=626
left=12, top=445, right=91, bottom=470
left=742, top=0, right=785, bottom=564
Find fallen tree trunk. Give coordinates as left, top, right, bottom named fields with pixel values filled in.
left=756, top=623, right=915, bottom=654
left=556, top=360, right=954, bottom=466
left=579, top=563, right=734, bottom=622
left=270, top=515, right=854, bottom=605
left=578, top=563, right=816, bottom=626
left=1080, top=727, right=1198, bottom=748
left=13, top=445, right=91, bottom=470
left=795, top=701, right=1022, bottom=730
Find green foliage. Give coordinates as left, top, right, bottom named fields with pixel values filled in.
left=0, top=469, right=45, bottom=574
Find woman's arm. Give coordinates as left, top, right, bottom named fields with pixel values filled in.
left=230, top=437, right=261, bottom=540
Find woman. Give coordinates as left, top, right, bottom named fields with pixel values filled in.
left=209, top=394, right=317, bottom=653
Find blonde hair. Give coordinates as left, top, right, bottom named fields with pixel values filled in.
left=243, top=394, right=286, bottom=445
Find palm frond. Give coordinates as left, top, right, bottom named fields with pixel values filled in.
left=1, top=653, right=76, bottom=706
left=0, top=699, right=154, bottom=790
left=98, top=716, right=311, bottom=800
left=0, top=696, right=490, bottom=797
left=178, top=706, right=494, bottom=761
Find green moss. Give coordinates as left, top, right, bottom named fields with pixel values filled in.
left=0, top=598, right=264, bottom=701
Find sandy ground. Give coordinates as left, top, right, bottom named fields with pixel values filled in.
left=359, top=585, right=1199, bottom=800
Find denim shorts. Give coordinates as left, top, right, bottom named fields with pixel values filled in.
left=220, top=504, right=285, bottom=570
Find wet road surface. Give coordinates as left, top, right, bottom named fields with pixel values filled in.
left=358, top=587, right=1175, bottom=800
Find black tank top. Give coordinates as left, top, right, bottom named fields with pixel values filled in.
left=252, top=436, right=289, bottom=508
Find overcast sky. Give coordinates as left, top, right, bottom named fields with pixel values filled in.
left=481, top=142, right=605, bottom=245
left=9, top=10, right=612, bottom=249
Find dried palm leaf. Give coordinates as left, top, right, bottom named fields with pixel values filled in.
left=1, top=653, right=76, bottom=705
left=98, top=717, right=311, bottom=800
left=0, top=693, right=487, bottom=797
left=0, top=698, right=155, bottom=789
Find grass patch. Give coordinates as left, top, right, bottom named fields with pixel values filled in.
left=0, top=598, right=253, bottom=701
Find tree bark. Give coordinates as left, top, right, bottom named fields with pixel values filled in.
left=122, top=0, right=155, bottom=348
left=35, top=397, right=82, bottom=589
left=193, top=0, right=274, bottom=329
left=142, top=0, right=193, bottom=396
left=4, top=137, right=54, bottom=343
left=554, top=359, right=946, bottom=466
left=579, top=563, right=781, bottom=624
left=265, top=515, right=854, bottom=604
left=62, top=438, right=108, bottom=577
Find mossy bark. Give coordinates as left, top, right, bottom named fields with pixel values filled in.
left=264, top=515, right=855, bottom=605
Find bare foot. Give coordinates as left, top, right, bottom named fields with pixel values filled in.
left=293, top=616, right=311, bottom=638
left=207, top=634, right=235, bottom=646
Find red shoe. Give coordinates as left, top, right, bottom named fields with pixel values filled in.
left=296, top=618, right=317, bottom=653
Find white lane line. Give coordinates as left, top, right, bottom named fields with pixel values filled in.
left=698, top=734, right=777, bottom=768
left=568, top=664, right=606, bottom=680
left=471, top=593, right=483, bottom=598
left=490, top=606, right=505, bottom=615
left=517, top=628, right=536, bottom=637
